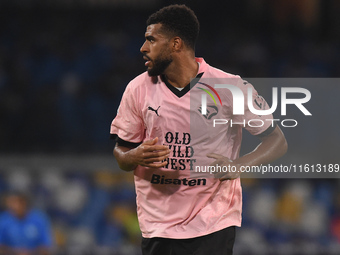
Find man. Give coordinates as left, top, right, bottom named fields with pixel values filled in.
left=111, top=4, right=287, bottom=255
left=0, top=192, right=52, bottom=255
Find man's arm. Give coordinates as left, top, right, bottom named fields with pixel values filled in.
left=114, top=137, right=171, bottom=171
left=207, top=126, right=288, bottom=180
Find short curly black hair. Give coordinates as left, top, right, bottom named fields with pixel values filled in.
left=146, top=4, right=199, bottom=50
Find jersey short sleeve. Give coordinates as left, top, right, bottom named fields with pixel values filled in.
left=110, top=82, right=145, bottom=143
left=233, top=79, right=275, bottom=136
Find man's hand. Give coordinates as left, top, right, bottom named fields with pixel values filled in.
left=130, top=137, right=170, bottom=168
left=206, top=126, right=288, bottom=181
left=114, top=137, right=170, bottom=171
left=207, top=153, right=240, bottom=180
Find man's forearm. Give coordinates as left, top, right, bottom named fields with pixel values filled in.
left=113, top=137, right=170, bottom=171
left=113, top=145, right=138, bottom=172
left=208, top=126, right=288, bottom=180
left=234, top=126, right=287, bottom=167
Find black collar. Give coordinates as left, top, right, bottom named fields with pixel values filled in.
left=161, top=72, right=204, bottom=98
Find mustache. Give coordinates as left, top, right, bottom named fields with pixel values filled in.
left=143, top=53, right=152, bottom=61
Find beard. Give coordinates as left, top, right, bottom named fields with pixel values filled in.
left=146, top=52, right=173, bottom=77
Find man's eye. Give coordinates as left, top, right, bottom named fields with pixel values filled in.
left=146, top=37, right=155, bottom=43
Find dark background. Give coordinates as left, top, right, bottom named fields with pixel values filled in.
left=0, top=0, right=339, bottom=254
left=0, top=0, right=339, bottom=153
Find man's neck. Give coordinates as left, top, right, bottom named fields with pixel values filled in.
left=163, top=56, right=199, bottom=88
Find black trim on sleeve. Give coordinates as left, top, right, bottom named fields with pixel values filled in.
left=256, top=123, right=277, bottom=138
left=114, top=136, right=142, bottom=148
left=110, top=134, right=117, bottom=140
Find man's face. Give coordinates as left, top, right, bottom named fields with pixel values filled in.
left=6, top=195, right=28, bottom=218
left=140, top=23, right=173, bottom=76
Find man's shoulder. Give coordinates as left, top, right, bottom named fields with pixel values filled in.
left=127, top=72, right=158, bottom=90
left=206, top=64, right=240, bottom=79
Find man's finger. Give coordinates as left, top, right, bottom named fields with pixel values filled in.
left=143, top=145, right=170, bottom=152
left=144, top=154, right=169, bottom=163
left=206, top=153, right=222, bottom=159
left=143, top=151, right=170, bottom=163
left=209, top=158, right=227, bottom=167
left=142, top=137, right=158, bottom=145
left=144, top=161, right=168, bottom=168
left=206, top=153, right=232, bottom=162
left=216, top=172, right=240, bottom=181
left=207, top=153, right=232, bottom=163
left=220, top=174, right=240, bottom=181
left=143, top=150, right=170, bottom=159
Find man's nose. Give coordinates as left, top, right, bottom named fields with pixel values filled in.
left=140, top=41, right=149, bottom=53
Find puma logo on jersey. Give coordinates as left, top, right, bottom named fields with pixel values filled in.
left=148, top=106, right=160, bottom=116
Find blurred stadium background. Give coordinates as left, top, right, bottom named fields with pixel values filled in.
left=0, top=0, right=340, bottom=254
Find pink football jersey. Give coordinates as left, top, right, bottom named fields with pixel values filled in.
left=110, top=58, right=274, bottom=238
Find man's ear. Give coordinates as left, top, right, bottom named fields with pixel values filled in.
left=172, top=37, right=183, bottom=51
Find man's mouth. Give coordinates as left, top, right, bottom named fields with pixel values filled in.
left=143, top=56, right=152, bottom=67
